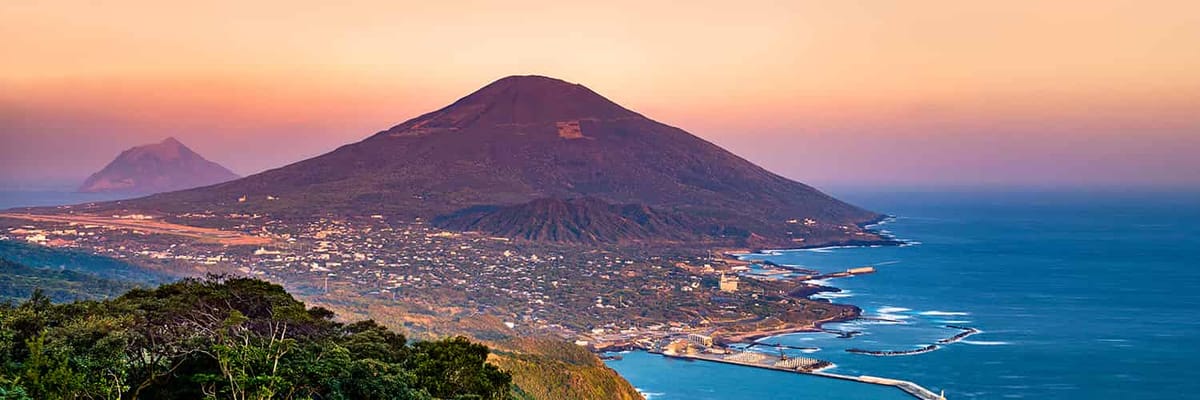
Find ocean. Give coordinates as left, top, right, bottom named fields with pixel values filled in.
left=0, top=191, right=135, bottom=210
left=605, top=188, right=1200, bottom=399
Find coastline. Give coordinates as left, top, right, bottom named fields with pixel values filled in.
left=611, top=230, right=956, bottom=400
left=736, top=215, right=908, bottom=255
left=712, top=240, right=881, bottom=344
left=720, top=313, right=855, bottom=343
left=712, top=224, right=978, bottom=356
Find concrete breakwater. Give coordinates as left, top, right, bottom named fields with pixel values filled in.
left=938, top=325, right=980, bottom=344
left=649, top=349, right=943, bottom=400
left=846, top=344, right=940, bottom=356
left=652, top=349, right=832, bottom=373
left=847, top=325, right=979, bottom=356
left=809, top=371, right=945, bottom=400
left=745, top=342, right=820, bottom=352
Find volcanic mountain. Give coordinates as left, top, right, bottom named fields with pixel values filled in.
left=100, top=76, right=887, bottom=246
left=78, top=137, right=240, bottom=194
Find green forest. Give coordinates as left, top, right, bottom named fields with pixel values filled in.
left=0, top=275, right=512, bottom=400
left=0, top=258, right=142, bottom=303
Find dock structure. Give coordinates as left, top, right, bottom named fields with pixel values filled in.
left=745, top=341, right=820, bottom=352
left=810, top=371, right=945, bottom=400
left=652, top=349, right=945, bottom=400
left=658, top=349, right=829, bottom=373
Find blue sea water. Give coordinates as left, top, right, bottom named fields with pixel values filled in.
left=606, top=189, right=1200, bottom=400
left=0, top=191, right=134, bottom=210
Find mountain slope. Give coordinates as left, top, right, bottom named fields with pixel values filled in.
left=434, top=197, right=704, bottom=244
left=95, top=76, right=884, bottom=246
left=78, top=137, right=239, bottom=194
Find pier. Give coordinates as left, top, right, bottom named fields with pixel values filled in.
left=845, top=325, right=980, bottom=356
left=809, top=370, right=945, bottom=400
left=744, top=342, right=820, bottom=352
left=846, top=344, right=940, bottom=356
left=649, top=349, right=944, bottom=400
left=938, top=325, right=980, bottom=344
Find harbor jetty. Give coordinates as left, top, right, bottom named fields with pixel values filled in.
left=647, top=344, right=945, bottom=400
left=938, top=325, right=980, bottom=344
left=846, top=325, right=980, bottom=355
left=847, top=344, right=940, bottom=356
left=655, top=348, right=832, bottom=372
left=745, top=342, right=820, bottom=353
left=809, top=370, right=946, bottom=400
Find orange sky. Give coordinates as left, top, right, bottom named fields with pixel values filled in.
left=2, top=0, right=1198, bottom=188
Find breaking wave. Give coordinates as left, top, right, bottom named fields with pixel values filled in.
left=919, top=311, right=970, bottom=316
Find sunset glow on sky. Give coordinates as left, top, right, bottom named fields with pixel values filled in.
left=2, top=0, right=1198, bottom=188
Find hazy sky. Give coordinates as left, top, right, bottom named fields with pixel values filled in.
left=2, top=0, right=1198, bottom=189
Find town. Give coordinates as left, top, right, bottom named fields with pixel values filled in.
left=0, top=210, right=961, bottom=399
left=0, top=210, right=877, bottom=351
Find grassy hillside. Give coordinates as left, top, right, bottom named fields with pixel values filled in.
left=489, top=338, right=642, bottom=400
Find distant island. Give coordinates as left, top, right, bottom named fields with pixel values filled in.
left=78, top=137, right=239, bottom=195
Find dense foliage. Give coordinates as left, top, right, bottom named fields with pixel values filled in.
left=0, top=241, right=173, bottom=286
left=0, top=258, right=141, bottom=303
left=0, top=276, right=511, bottom=400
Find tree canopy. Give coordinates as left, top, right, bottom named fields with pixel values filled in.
left=0, top=275, right=511, bottom=400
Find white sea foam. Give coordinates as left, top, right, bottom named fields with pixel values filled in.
left=636, top=389, right=665, bottom=400
left=848, top=318, right=900, bottom=326
left=863, top=319, right=905, bottom=325
left=919, top=311, right=970, bottom=316
left=877, top=313, right=912, bottom=321
left=865, top=217, right=895, bottom=229
left=877, top=306, right=912, bottom=314
left=962, top=340, right=1011, bottom=346
left=812, top=291, right=853, bottom=300
left=795, top=245, right=859, bottom=253
left=812, top=362, right=837, bottom=372
left=800, top=347, right=821, bottom=354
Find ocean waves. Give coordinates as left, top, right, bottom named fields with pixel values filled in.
left=811, top=290, right=854, bottom=300
left=636, top=389, right=666, bottom=399
left=918, top=310, right=970, bottom=316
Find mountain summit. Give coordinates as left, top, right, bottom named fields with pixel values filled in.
left=111, top=76, right=886, bottom=246
left=390, top=75, right=639, bottom=130
left=78, top=137, right=239, bottom=194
